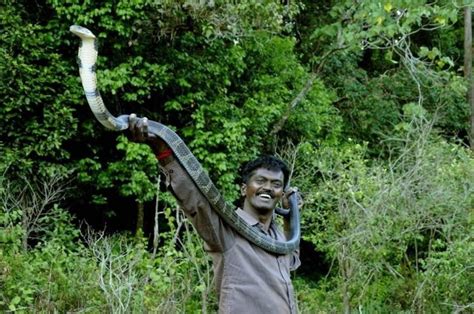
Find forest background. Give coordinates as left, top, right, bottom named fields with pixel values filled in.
left=1, top=0, right=473, bottom=313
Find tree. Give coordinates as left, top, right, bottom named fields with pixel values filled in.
left=465, top=5, right=474, bottom=149
left=295, top=0, right=467, bottom=151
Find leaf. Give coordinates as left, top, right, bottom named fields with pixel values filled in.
left=434, top=16, right=446, bottom=25
left=376, top=16, right=384, bottom=26
left=13, top=296, right=21, bottom=304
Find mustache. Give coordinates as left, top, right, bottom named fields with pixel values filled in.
left=257, top=191, right=275, bottom=198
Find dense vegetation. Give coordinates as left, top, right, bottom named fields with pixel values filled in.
left=1, top=0, right=473, bottom=312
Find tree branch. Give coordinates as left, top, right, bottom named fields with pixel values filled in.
left=271, top=46, right=346, bottom=137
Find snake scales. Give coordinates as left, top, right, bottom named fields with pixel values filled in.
left=70, top=25, right=300, bottom=254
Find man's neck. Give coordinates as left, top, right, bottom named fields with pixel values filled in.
left=243, top=207, right=273, bottom=231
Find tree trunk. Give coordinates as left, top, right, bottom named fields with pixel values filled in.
left=464, top=6, right=474, bottom=150
left=22, top=208, right=29, bottom=251
left=136, top=201, right=144, bottom=234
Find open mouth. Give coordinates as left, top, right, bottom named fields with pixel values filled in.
left=258, top=193, right=273, bottom=201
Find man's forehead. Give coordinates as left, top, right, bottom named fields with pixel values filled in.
left=251, top=168, right=284, bottom=180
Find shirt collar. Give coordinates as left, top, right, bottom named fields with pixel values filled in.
left=236, top=208, right=276, bottom=233
left=236, top=208, right=260, bottom=226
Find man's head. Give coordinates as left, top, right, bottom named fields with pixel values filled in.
left=239, top=156, right=290, bottom=216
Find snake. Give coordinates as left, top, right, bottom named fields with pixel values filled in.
left=70, top=25, right=300, bottom=255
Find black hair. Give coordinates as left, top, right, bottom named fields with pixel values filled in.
left=239, top=155, right=290, bottom=188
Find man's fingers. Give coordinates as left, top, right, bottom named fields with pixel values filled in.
left=296, top=192, right=304, bottom=209
left=128, top=114, right=150, bottom=142
left=129, top=113, right=138, bottom=130
left=282, top=187, right=303, bottom=210
left=291, top=188, right=304, bottom=209
left=135, top=117, right=148, bottom=140
left=287, top=187, right=298, bottom=196
left=142, top=117, right=148, bottom=138
left=282, top=188, right=294, bottom=208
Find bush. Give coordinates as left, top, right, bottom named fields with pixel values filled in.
left=290, top=113, right=474, bottom=312
left=0, top=172, right=215, bottom=312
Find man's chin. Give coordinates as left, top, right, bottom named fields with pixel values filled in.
left=254, top=205, right=275, bottom=215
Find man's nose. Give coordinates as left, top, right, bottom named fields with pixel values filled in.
left=262, top=181, right=272, bottom=191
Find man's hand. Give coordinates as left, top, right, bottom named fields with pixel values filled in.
left=281, top=187, right=303, bottom=237
left=282, top=187, right=303, bottom=210
left=128, top=113, right=168, bottom=155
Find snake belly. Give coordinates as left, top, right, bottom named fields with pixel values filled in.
left=70, top=25, right=300, bottom=255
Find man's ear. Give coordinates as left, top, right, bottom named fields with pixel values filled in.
left=240, top=183, right=247, bottom=197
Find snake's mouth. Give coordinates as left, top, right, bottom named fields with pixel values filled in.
left=70, top=25, right=96, bottom=39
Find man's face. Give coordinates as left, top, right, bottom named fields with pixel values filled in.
left=241, top=168, right=285, bottom=215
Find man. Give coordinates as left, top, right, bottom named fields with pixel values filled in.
left=129, top=114, right=301, bottom=313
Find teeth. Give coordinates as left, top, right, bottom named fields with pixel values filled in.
left=259, top=194, right=271, bottom=199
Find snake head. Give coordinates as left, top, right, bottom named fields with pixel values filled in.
left=70, top=25, right=96, bottom=39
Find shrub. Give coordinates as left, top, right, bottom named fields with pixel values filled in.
left=290, top=113, right=474, bottom=312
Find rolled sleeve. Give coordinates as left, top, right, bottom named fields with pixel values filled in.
left=161, top=159, right=235, bottom=252
left=289, top=249, right=301, bottom=271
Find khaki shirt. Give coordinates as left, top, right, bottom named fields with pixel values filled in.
left=163, top=160, right=300, bottom=314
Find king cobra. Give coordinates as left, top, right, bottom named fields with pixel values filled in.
left=70, top=25, right=300, bottom=254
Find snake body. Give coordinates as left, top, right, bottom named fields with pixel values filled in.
left=70, top=25, right=300, bottom=255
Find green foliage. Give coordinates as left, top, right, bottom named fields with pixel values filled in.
left=0, top=211, right=216, bottom=312
left=292, top=112, right=474, bottom=311
left=87, top=135, right=158, bottom=203
left=0, top=173, right=215, bottom=312
left=299, top=0, right=469, bottom=151
left=330, top=0, right=459, bottom=48
left=0, top=174, right=103, bottom=311
left=144, top=0, right=300, bottom=41
left=284, top=78, right=341, bottom=144
left=1, top=242, right=104, bottom=312
left=178, top=33, right=339, bottom=198
left=0, top=1, right=81, bottom=177
left=421, top=236, right=474, bottom=312
left=142, top=210, right=217, bottom=312
left=293, top=276, right=342, bottom=313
